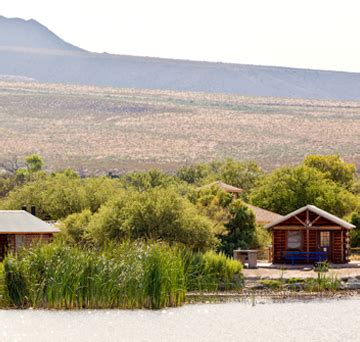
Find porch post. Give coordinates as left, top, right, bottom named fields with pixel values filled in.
left=306, top=209, right=309, bottom=263
left=341, top=230, right=344, bottom=263
left=306, top=228, right=309, bottom=263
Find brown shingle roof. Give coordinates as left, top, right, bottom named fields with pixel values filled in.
left=246, top=204, right=283, bottom=225
left=201, top=181, right=243, bottom=193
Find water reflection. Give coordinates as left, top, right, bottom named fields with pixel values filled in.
left=0, top=298, right=359, bottom=342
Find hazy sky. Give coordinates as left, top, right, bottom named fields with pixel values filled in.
left=2, top=0, right=360, bottom=72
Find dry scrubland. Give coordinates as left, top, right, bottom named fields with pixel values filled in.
left=0, top=81, right=359, bottom=173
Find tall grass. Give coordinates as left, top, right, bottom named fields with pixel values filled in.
left=0, top=263, right=10, bottom=308
left=3, top=242, right=243, bottom=309
left=183, top=250, right=243, bottom=291
left=4, top=242, right=186, bottom=309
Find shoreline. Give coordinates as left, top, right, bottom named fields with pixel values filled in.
left=186, top=289, right=360, bottom=305
left=0, top=290, right=359, bottom=311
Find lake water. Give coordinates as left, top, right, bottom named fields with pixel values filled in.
left=1, top=298, right=359, bottom=342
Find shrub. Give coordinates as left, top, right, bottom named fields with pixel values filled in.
left=219, top=200, right=257, bottom=255
left=260, top=279, right=283, bottom=290
left=86, top=188, right=218, bottom=250
left=184, top=250, right=243, bottom=291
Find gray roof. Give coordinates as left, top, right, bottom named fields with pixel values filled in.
left=0, top=210, right=59, bottom=233
left=265, top=205, right=355, bottom=230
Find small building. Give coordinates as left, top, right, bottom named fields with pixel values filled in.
left=0, top=210, right=59, bottom=260
left=200, top=181, right=243, bottom=197
left=200, top=181, right=282, bottom=226
left=246, top=204, right=283, bottom=226
left=265, top=205, right=355, bottom=264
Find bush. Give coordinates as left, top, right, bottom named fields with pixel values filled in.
left=219, top=200, right=257, bottom=255
left=3, top=173, right=120, bottom=220
left=183, top=250, right=243, bottom=291
left=85, top=188, right=218, bottom=250
left=260, top=279, right=283, bottom=290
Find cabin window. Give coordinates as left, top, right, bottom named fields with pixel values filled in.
left=287, top=231, right=301, bottom=250
left=320, top=231, right=330, bottom=247
left=15, top=235, right=26, bottom=250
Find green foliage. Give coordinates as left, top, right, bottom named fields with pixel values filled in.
left=2, top=173, right=120, bottom=220
left=219, top=200, right=257, bottom=255
left=25, top=154, right=44, bottom=173
left=0, top=263, right=10, bottom=308
left=60, top=209, right=93, bottom=245
left=304, top=274, right=340, bottom=292
left=190, top=185, right=232, bottom=236
left=80, top=188, right=218, bottom=250
left=254, top=224, right=272, bottom=249
left=4, top=242, right=186, bottom=309
left=183, top=250, right=243, bottom=291
left=350, top=212, right=360, bottom=247
left=260, top=279, right=283, bottom=290
left=217, top=159, right=263, bottom=193
left=304, top=155, right=356, bottom=189
left=250, top=165, right=358, bottom=217
left=177, top=159, right=262, bottom=192
left=121, top=169, right=175, bottom=191
left=177, top=164, right=208, bottom=184
left=3, top=242, right=243, bottom=309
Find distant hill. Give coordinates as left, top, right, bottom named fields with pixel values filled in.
left=1, top=15, right=360, bottom=100
left=0, top=16, right=82, bottom=51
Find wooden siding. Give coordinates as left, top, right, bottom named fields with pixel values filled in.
left=0, top=233, right=53, bottom=261
left=273, top=230, right=286, bottom=263
left=272, top=228, right=350, bottom=264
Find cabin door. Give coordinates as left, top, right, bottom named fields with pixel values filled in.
left=318, top=231, right=331, bottom=260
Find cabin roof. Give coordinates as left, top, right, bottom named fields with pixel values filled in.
left=201, top=181, right=243, bottom=193
left=246, top=204, right=283, bottom=225
left=0, top=210, right=59, bottom=233
left=265, top=205, right=355, bottom=230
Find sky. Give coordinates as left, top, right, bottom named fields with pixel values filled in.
left=2, top=0, right=360, bottom=72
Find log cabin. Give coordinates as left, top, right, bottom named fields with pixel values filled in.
left=265, top=205, right=355, bottom=264
left=0, top=210, right=59, bottom=261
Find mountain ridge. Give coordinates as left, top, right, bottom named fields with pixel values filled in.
left=1, top=15, right=360, bottom=100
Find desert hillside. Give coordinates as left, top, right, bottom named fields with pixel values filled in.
left=1, top=16, right=360, bottom=100
left=0, top=81, right=359, bottom=173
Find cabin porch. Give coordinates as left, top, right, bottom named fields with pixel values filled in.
left=272, top=228, right=349, bottom=264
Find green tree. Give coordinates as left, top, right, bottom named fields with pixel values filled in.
left=219, top=200, right=257, bottom=256
left=25, top=154, right=44, bottom=173
left=60, top=209, right=93, bottom=244
left=250, top=165, right=358, bottom=217
left=350, top=212, right=360, bottom=247
left=121, top=169, right=174, bottom=191
left=219, top=159, right=263, bottom=192
left=2, top=172, right=120, bottom=220
left=304, top=155, right=356, bottom=189
left=87, top=188, right=218, bottom=250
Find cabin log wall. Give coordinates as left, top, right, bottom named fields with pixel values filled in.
left=273, top=230, right=286, bottom=263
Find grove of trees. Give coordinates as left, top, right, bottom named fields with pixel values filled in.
left=0, top=153, right=359, bottom=251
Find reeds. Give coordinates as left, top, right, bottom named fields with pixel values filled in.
left=4, top=242, right=186, bottom=309
left=3, top=242, right=243, bottom=309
